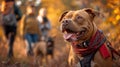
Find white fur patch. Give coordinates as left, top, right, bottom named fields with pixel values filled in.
left=91, top=61, right=97, bottom=67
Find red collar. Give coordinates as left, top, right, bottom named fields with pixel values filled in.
left=71, top=30, right=110, bottom=58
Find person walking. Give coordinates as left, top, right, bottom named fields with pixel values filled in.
left=0, top=0, right=22, bottom=63
left=21, top=5, right=41, bottom=56
left=37, top=8, right=51, bottom=41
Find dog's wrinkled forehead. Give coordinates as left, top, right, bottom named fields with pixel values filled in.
left=75, top=10, right=90, bottom=19
left=63, top=11, right=74, bottom=18
left=59, top=8, right=99, bottom=22
left=66, top=10, right=89, bottom=19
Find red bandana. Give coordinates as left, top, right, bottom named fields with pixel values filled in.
left=72, top=30, right=110, bottom=59
left=99, top=44, right=110, bottom=59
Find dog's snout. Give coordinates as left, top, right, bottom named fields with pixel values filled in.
left=62, top=19, right=71, bottom=26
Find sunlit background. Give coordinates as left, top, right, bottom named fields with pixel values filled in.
left=0, top=0, right=120, bottom=67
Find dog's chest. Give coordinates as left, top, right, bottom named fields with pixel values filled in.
left=76, top=58, right=97, bottom=67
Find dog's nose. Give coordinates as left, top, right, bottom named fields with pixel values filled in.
left=62, top=19, right=71, bottom=26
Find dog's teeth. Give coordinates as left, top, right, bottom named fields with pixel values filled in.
left=64, top=31, right=67, bottom=34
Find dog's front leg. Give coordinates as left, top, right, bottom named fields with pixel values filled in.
left=68, top=46, right=75, bottom=66
left=68, top=46, right=80, bottom=66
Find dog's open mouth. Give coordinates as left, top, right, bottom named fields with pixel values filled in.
left=62, top=28, right=86, bottom=42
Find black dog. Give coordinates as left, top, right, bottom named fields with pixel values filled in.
left=46, top=37, right=54, bottom=58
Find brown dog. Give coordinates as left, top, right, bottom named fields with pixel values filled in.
left=33, top=37, right=54, bottom=66
left=33, top=41, right=47, bottom=66
left=59, top=8, right=119, bottom=67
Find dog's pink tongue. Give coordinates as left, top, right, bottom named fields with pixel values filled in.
left=63, top=33, right=73, bottom=40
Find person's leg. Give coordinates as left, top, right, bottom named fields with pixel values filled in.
left=25, top=34, right=33, bottom=56
left=32, top=34, right=39, bottom=43
left=4, top=26, right=16, bottom=58
left=8, top=26, right=16, bottom=58
left=4, top=27, right=10, bottom=57
left=2, top=26, right=16, bottom=64
left=8, top=32, right=16, bottom=58
left=31, top=34, right=39, bottom=49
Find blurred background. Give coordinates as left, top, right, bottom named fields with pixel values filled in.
left=0, top=0, right=120, bottom=67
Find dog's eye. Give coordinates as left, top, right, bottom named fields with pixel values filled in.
left=74, top=16, right=84, bottom=24
left=76, top=16, right=83, bottom=20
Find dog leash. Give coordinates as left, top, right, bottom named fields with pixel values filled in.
left=106, top=41, right=120, bottom=59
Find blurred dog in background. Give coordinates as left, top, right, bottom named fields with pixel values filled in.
left=33, top=36, right=54, bottom=66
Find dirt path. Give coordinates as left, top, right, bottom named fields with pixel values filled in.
left=0, top=32, right=70, bottom=67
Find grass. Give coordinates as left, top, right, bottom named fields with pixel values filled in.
left=0, top=32, right=70, bottom=67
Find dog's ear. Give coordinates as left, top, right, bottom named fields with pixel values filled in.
left=84, top=8, right=101, bottom=20
left=59, top=11, right=69, bottom=22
